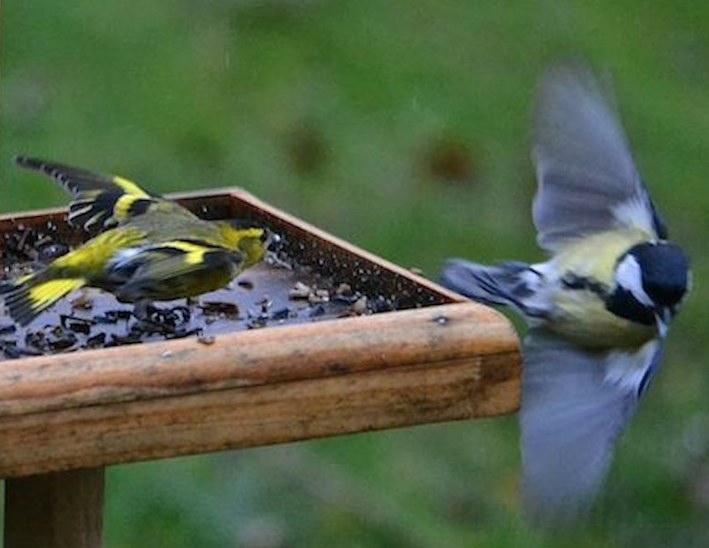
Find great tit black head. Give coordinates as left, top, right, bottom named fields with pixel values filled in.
left=609, top=241, right=690, bottom=334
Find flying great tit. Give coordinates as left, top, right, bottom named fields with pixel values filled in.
left=1, top=157, right=267, bottom=326
left=440, top=63, right=691, bottom=524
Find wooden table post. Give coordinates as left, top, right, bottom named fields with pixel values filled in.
left=0, top=189, right=521, bottom=544
left=5, top=467, right=104, bottom=547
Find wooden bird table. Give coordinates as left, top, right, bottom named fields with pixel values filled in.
left=0, top=189, right=521, bottom=547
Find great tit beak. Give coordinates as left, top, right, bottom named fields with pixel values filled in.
left=655, top=308, right=671, bottom=338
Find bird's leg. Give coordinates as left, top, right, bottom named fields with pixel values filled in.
left=133, top=298, right=153, bottom=323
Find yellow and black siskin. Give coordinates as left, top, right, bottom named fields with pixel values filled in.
left=1, top=157, right=267, bottom=326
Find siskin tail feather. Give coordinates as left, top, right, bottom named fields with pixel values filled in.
left=1, top=271, right=85, bottom=326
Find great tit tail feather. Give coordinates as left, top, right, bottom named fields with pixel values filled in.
left=440, top=259, right=546, bottom=318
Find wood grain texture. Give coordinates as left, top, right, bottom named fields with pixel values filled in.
left=0, top=302, right=519, bottom=478
left=5, top=467, right=104, bottom=548
left=0, top=352, right=518, bottom=478
left=0, top=303, right=515, bottom=418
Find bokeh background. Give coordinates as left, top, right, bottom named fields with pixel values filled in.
left=2, top=1, right=709, bottom=546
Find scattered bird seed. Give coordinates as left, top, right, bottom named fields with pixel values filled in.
left=0, top=221, right=414, bottom=361
left=0, top=324, right=17, bottom=336
left=237, top=279, right=255, bottom=290
left=197, top=333, right=216, bottom=345
left=271, top=307, right=292, bottom=321
left=288, top=281, right=313, bottom=300
left=70, top=291, right=95, bottom=311
left=200, top=301, right=240, bottom=318
left=351, top=296, right=368, bottom=315
left=309, top=304, right=326, bottom=318
left=85, top=332, right=107, bottom=349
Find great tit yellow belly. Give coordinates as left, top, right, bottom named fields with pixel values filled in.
left=1, top=158, right=266, bottom=326
left=441, top=63, right=690, bottom=524
left=543, top=229, right=661, bottom=348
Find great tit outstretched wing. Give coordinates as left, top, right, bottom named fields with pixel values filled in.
left=531, top=62, right=667, bottom=251
left=520, top=327, right=663, bottom=524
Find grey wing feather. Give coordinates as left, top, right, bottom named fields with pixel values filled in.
left=520, top=328, right=661, bottom=525
left=531, top=62, right=666, bottom=251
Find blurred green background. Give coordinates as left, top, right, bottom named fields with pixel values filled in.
left=2, top=1, right=709, bottom=546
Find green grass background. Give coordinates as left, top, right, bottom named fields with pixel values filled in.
left=2, top=1, right=709, bottom=546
